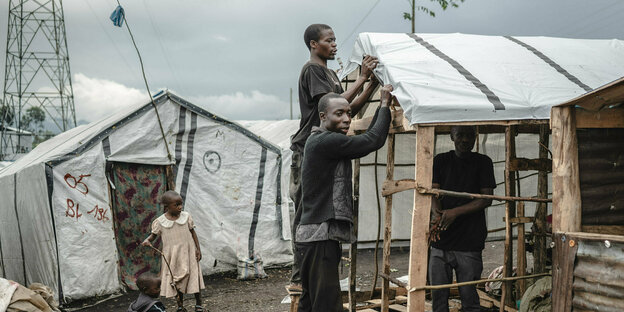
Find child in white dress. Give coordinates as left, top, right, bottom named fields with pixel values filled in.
left=142, top=190, right=206, bottom=312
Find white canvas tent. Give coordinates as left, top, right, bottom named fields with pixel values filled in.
left=0, top=92, right=292, bottom=301
left=339, top=33, right=624, bottom=242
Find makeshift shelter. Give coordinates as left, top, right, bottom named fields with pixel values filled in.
left=0, top=91, right=292, bottom=301
left=0, top=126, right=34, bottom=161
left=339, top=33, right=624, bottom=311
left=550, top=78, right=624, bottom=311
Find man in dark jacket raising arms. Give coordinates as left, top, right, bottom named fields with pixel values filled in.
left=295, top=85, right=394, bottom=312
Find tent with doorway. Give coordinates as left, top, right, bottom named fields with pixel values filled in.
left=0, top=91, right=292, bottom=301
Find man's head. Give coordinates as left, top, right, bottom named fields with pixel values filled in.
left=450, top=126, right=477, bottom=157
left=304, top=24, right=336, bottom=60
left=136, top=272, right=160, bottom=298
left=319, top=93, right=351, bottom=134
left=161, top=190, right=183, bottom=215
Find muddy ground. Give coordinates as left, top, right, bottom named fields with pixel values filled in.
left=65, top=241, right=526, bottom=312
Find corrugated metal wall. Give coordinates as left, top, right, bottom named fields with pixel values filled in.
left=572, top=238, right=624, bottom=311
left=577, top=128, right=624, bottom=225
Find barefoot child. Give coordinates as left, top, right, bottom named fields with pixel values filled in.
left=142, top=190, right=206, bottom=312
left=128, top=273, right=166, bottom=312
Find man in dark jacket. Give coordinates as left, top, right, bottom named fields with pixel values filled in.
left=289, top=23, right=379, bottom=291
left=296, top=85, right=394, bottom=312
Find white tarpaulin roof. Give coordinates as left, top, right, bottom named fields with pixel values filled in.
left=340, top=33, right=624, bottom=124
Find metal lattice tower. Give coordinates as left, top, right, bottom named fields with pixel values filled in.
left=1, top=0, right=75, bottom=160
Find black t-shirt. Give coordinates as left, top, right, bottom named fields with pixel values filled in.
left=431, top=151, right=496, bottom=251
left=290, top=62, right=344, bottom=152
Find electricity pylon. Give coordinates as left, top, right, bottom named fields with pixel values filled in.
left=1, top=0, right=75, bottom=160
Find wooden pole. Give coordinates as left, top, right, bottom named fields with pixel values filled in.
left=410, top=273, right=551, bottom=291
left=551, top=106, right=582, bottom=233
left=381, top=134, right=395, bottom=312
left=534, top=124, right=549, bottom=274
left=516, top=201, right=527, bottom=299
left=500, top=126, right=517, bottom=310
left=407, top=126, right=434, bottom=312
left=348, top=155, right=361, bottom=311
left=416, top=187, right=551, bottom=203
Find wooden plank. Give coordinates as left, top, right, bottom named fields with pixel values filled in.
left=348, top=110, right=409, bottom=135
left=349, top=159, right=361, bottom=312
left=382, top=179, right=416, bottom=197
left=477, top=290, right=518, bottom=312
left=581, top=225, right=624, bottom=236
left=382, top=134, right=395, bottom=312
left=563, top=231, right=624, bottom=243
left=407, top=126, right=434, bottom=312
left=420, top=119, right=548, bottom=127
left=556, top=76, right=624, bottom=111
left=551, top=106, right=582, bottom=233
left=552, top=232, right=579, bottom=312
left=575, top=107, right=624, bottom=128
left=534, top=124, right=549, bottom=274
left=389, top=304, right=407, bottom=312
left=516, top=202, right=527, bottom=299
left=508, top=157, right=552, bottom=172
left=507, top=216, right=534, bottom=223
left=500, top=125, right=517, bottom=311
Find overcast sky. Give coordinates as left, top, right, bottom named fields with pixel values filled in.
left=1, top=0, right=623, bottom=123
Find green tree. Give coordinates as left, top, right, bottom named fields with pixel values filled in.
left=0, top=104, right=14, bottom=126
left=404, top=0, right=465, bottom=33
left=21, top=106, right=46, bottom=132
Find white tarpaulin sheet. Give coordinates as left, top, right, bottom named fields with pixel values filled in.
left=341, top=33, right=624, bottom=124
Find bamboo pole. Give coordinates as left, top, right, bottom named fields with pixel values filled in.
left=381, top=134, right=395, bottom=312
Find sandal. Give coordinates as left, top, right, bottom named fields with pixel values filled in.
left=194, top=305, right=207, bottom=312
left=176, top=307, right=187, bottom=312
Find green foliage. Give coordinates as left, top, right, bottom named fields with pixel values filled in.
left=0, top=104, right=14, bottom=125
left=21, top=106, right=46, bottom=132
left=403, top=0, right=465, bottom=21
left=33, top=130, right=55, bottom=148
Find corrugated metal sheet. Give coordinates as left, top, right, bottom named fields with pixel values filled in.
left=572, top=239, right=624, bottom=311
left=577, top=128, right=624, bottom=225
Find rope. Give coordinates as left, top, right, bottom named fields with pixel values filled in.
left=144, top=244, right=185, bottom=308
left=116, top=0, right=173, bottom=163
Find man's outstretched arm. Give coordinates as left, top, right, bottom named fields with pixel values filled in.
left=341, top=55, right=378, bottom=103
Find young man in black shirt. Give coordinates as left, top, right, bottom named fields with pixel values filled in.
left=429, top=126, right=496, bottom=312
left=289, top=23, right=379, bottom=290
left=295, top=85, right=393, bottom=312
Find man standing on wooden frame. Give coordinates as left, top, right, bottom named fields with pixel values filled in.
left=429, top=126, right=496, bottom=312
left=288, top=23, right=379, bottom=292
left=296, top=87, right=393, bottom=311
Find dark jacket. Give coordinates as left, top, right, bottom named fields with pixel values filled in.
left=128, top=293, right=166, bottom=312
left=300, top=106, right=391, bottom=225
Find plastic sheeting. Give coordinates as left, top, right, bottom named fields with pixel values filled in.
left=340, top=33, right=624, bottom=124
left=0, top=92, right=292, bottom=301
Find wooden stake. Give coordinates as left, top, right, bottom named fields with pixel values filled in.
left=500, top=126, right=517, bottom=311
left=349, top=159, right=361, bottom=312
left=516, top=201, right=527, bottom=298
left=416, top=187, right=551, bottom=203
left=534, top=124, right=549, bottom=274
left=381, top=134, right=395, bottom=312
left=551, top=106, right=582, bottom=233
left=407, top=126, right=434, bottom=312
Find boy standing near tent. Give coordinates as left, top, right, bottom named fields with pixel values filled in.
left=296, top=86, right=393, bottom=311
left=288, top=23, right=380, bottom=291
left=428, top=126, right=496, bottom=312
left=142, top=190, right=206, bottom=312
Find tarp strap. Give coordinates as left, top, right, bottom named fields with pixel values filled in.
left=174, top=106, right=187, bottom=179
left=13, top=174, right=27, bottom=284
left=248, top=147, right=267, bottom=259
left=504, top=36, right=593, bottom=92
left=102, top=136, right=111, bottom=158
left=406, top=33, right=506, bottom=110
left=45, top=164, right=63, bottom=302
left=179, top=112, right=197, bottom=202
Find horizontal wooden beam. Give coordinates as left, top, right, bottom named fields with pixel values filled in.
left=581, top=225, right=624, bottom=236
left=382, top=179, right=416, bottom=197
left=348, top=109, right=412, bottom=135
left=575, top=107, right=624, bottom=128
left=417, top=187, right=552, bottom=203
left=509, top=158, right=552, bottom=172
left=505, top=216, right=535, bottom=224
left=409, top=273, right=550, bottom=291
left=558, top=231, right=624, bottom=243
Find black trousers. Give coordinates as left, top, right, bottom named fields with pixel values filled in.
left=429, top=247, right=483, bottom=312
left=296, top=240, right=342, bottom=312
left=289, top=151, right=303, bottom=284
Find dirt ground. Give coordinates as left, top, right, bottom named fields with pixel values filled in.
left=65, top=241, right=524, bottom=312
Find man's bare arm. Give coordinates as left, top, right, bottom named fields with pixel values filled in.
left=341, top=55, right=378, bottom=102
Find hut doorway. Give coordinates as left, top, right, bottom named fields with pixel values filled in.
left=108, top=162, right=167, bottom=289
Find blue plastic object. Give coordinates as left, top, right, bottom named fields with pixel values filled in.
left=110, top=5, right=125, bottom=27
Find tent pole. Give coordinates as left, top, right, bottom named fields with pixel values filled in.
left=381, top=133, right=395, bottom=312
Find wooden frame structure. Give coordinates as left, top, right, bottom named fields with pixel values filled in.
left=342, top=71, right=555, bottom=312
left=550, top=77, right=624, bottom=311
